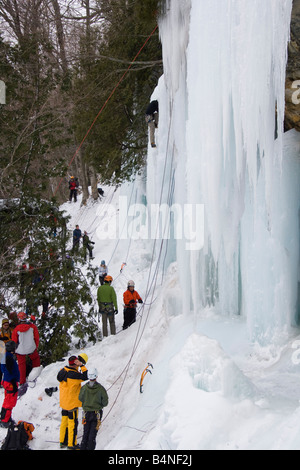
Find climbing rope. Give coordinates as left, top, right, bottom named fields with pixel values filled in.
left=102, top=98, right=175, bottom=424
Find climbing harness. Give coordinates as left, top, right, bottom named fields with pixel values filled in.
left=140, top=363, right=153, bottom=393
left=82, top=411, right=102, bottom=431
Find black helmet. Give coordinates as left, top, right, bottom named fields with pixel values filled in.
left=5, top=340, right=16, bottom=353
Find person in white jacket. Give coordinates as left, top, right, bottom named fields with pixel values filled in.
left=98, top=261, right=108, bottom=285
left=11, top=312, right=40, bottom=386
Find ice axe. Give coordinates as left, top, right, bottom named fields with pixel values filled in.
left=140, top=363, right=153, bottom=393
left=120, top=262, right=127, bottom=273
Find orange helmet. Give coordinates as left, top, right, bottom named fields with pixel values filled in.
left=104, top=275, right=113, bottom=283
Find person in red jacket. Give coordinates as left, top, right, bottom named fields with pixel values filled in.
left=69, top=176, right=78, bottom=202
left=122, top=280, right=143, bottom=330
left=11, top=312, right=41, bottom=386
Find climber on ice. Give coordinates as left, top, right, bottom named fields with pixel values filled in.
left=145, top=100, right=158, bottom=148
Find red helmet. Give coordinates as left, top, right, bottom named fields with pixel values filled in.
left=17, top=311, right=27, bottom=321
left=104, top=275, right=113, bottom=283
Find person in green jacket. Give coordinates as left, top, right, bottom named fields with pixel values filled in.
left=97, top=275, right=118, bottom=337
left=79, top=367, right=108, bottom=450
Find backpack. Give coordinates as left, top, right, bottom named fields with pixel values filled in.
left=69, top=180, right=77, bottom=190
left=1, top=421, right=35, bottom=450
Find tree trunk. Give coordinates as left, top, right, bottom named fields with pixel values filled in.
left=78, top=149, right=89, bottom=205
left=89, top=168, right=99, bottom=200
left=51, top=0, right=68, bottom=76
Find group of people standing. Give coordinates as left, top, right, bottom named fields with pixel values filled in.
left=0, top=312, right=41, bottom=426
left=70, top=231, right=144, bottom=338
left=0, top=101, right=157, bottom=448
left=57, top=253, right=143, bottom=450
left=57, top=353, right=108, bottom=450
left=55, top=268, right=144, bottom=450
left=0, top=312, right=108, bottom=450
left=72, top=225, right=95, bottom=261
left=97, top=271, right=143, bottom=338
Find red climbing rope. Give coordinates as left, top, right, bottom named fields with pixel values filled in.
left=54, top=24, right=159, bottom=196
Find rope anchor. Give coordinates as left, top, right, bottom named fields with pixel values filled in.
left=140, top=363, right=153, bottom=393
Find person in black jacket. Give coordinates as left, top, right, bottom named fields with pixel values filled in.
left=145, top=100, right=159, bottom=148
left=72, top=225, right=82, bottom=254
left=82, top=231, right=95, bottom=261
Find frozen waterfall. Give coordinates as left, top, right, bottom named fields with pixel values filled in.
left=142, top=0, right=300, bottom=345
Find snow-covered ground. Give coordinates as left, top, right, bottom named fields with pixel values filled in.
left=1, top=189, right=300, bottom=451
left=1, top=0, right=300, bottom=453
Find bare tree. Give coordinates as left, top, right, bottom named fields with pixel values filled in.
left=51, top=0, right=68, bottom=75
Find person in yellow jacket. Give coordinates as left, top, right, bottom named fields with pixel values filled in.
left=57, top=354, right=88, bottom=450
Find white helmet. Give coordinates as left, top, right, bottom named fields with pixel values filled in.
left=128, top=280, right=135, bottom=287
left=88, top=367, right=98, bottom=380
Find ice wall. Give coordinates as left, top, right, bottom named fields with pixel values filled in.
left=145, top=0, right=300, bottom=344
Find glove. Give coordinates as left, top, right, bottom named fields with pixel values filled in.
left=129, top=299, right=135, bottom=304
left=114, top=310, right=118, bottom=315
left=138, top=299, right=143, bottom=304
left=11, top=379, right=18, bottom=394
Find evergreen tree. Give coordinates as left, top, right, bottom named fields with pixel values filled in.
left=0, top=0, right=164, bottom=364
left=0, top=196, right=101, bottom=365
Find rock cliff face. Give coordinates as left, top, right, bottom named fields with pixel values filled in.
left=285, top=0, right=300, bottom=132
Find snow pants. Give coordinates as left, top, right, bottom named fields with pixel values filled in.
left=60, top=408, right=79, bottom=448
left=72, top=240, right=80, bottom=254
left=145, top=112, right=158, bottom=146
left=83, top=244, right=93, bottom=261
left=69, top=189, right=77, bottom=202
left=1, top=381, right=18, bottom=423
left=17, top=349, right=41, bottom=385
left=80, top=410, right=103, bottom=450
left=99, top=275, right=107, bottom=285
left=101, top=312, right=116, bottom=337
left=122, top=307, right=136, bottom=330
